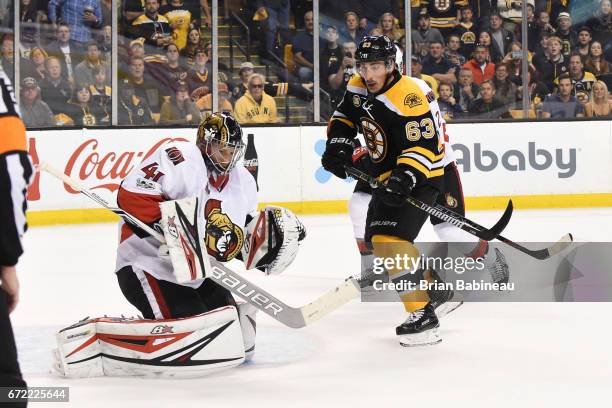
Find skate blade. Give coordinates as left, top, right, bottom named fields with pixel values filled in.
left=398, top=328, right=442, bottom=347
left=435, top=301, right=463, bottom=318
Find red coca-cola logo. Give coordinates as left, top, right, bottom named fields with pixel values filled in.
left=62, top=137, right=189, bottom=194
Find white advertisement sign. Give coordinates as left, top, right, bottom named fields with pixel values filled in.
left=26, top=121, right=612, bottom=215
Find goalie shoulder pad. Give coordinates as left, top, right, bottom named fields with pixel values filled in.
left=242, top=206, right=306, bottom=275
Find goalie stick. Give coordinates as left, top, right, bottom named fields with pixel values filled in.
left=39, top=161, right=360, bottom=328
left=345, top=165, right=573, bottom=260
left=344, top=165, right=513, bottom=241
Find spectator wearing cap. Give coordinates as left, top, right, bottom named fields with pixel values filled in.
left=498, top=0, right=535, bottom=33
left=186, top=47, right=212, bottom=101
left=454, top=6, right=479, bottom=60
left=468, top=80, right=510, bottom=119
left=39, top=57, right=72, bottom=115
left=422, top=41, right=458, bottom=84
left=555, top=12, right=577, bottom=57
left=339, top=12, right=367, bottom=46
left=455, top=67, right=480, bottom=112
left=488, top=12, right=514, bottom=58
left=48, top=0, right=102, bottom=46
left=542, top=73, right=585, bottom=118
left=411, top=55, right=439, bottom=98
left=574, top=26, right=593, bottom=59
left=533, top=35, right=568, bottom=90
left=196, top=82, right=234, bottom=115
left=293, top=10, right=315, bottom=82
left=160, top=81, right=201, bottom=125
left=118, top=79, right=155, bottom=125
left=231, top=61, right=255, bottom=101
left=19, top=77, right=56, bottom=128
left=411, top=10, right=444, bottom=58
left=320, top=25, right=343, bottom=92
left=75, top=41, right=111, bottom=87
left=235, top=73, right=278, bottom=124
left=462, top=43, right=495, bottom=85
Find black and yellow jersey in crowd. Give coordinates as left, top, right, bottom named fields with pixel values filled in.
left=328, top=70, right=445, bottom=191
left=420, top=0, right=468, bottom=29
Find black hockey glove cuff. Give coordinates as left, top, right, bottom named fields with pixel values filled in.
left=321, top=136, right=353, bottom=179
left=377, top=166, right=416, bottom=207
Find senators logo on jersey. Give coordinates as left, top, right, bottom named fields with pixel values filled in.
left=204, top=199, right=244, bottom=262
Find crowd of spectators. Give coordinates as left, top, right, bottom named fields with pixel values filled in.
left=2, top=0, right=612, bottom=127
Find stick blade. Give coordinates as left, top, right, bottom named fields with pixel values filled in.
left=477, top=199, right=514, bottom=241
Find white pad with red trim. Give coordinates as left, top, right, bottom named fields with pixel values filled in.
left=241, top=206, right=306, bottom=275
left=159, top=196, right=210, bottom=283
left=52, top=306, right=245, bottom=378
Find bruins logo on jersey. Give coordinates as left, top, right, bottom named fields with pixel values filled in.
left=360, top=117, right=387, bottom=163
left=461, top=31, right=476, bottom=45
left=433, top=0, right=452, bottom=12
left=204, top=199, right=243, bottom=262
left=404, top=93, right=422, bottom=108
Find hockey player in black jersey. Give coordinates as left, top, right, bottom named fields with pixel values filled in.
left=322, top=35, right=448, bottom=346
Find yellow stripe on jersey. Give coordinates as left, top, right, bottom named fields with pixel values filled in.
left=379, top=77, right=430, bottom=116
left=331, top=117, right=355, bottom=128
left=397, top=157, right=444, bottom=179
left=401, top=146, right=444, bottom=163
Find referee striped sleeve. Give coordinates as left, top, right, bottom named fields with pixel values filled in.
left=0, top=151, right=34, bottom=266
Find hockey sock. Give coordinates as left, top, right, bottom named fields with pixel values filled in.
left=371, top=234, right=429, bottom=312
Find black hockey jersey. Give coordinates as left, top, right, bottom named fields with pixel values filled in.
left=328, top=71, right=445, bottom=191
left=421, top=0, right=468, bottom=29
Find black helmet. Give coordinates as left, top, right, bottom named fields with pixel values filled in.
left=356, top=35, right=396, bottom=64
left=197, top=112, right=245, bottom=174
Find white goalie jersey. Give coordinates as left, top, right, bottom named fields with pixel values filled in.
left=115, top=141, right=258, bottom=288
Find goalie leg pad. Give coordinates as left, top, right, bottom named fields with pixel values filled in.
left=53, top=306, right=245, bottom=378
left=237, top=302, right=258, bottom=362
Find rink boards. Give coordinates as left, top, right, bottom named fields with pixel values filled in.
left=25, top=120, right=612, bottom=225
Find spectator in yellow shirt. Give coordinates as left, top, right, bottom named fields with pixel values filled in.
left=234, top=73, right=278, bottom=124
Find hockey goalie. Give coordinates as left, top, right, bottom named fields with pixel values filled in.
left=53, top=113, right=305, bottom=378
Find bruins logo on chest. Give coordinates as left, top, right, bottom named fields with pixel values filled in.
left=432, top=0, right=451, bottom=12
left=360, top=117, right=387, bottom=163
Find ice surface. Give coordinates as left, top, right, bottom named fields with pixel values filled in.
left=11, top=208, right=612, bottom=407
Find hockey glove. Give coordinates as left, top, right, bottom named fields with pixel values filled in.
left=321, top=137, right=353, bottom=179
left=377, top=166, right=416, bottom=207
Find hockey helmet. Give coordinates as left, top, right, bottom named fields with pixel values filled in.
left=197, top=112, right=245, bottom=174
left=356, top=35, right=396, bottom=67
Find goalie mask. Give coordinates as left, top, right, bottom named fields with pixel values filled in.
left=197, top=112, right=245, bottom=174
left=242, top=206, right=306, bottom=275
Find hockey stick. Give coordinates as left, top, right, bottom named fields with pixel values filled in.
left=39, top=161, right=360, bottom=328
left=345, top=166, right=573, bottom=260
left=344, top=165, right=512, bottom=241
